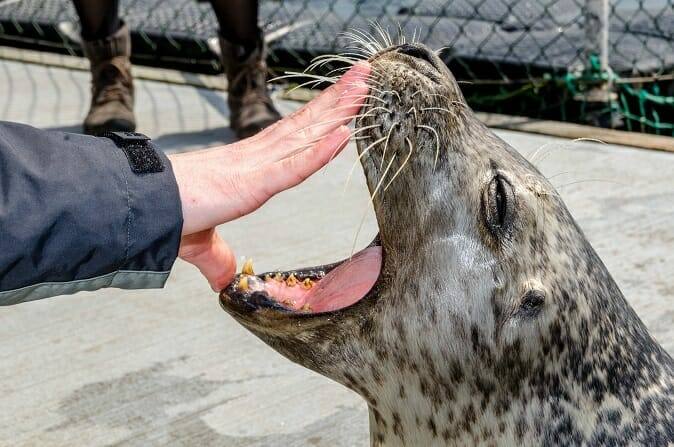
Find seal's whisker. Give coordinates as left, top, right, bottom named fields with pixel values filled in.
left=369, top=20, right=392, bottom=49
left=307, top=53, right=365, bottom=70
left=358, top=25, right=386, bottom=52
left=412, top=27, right=420, bottom=44
left=380, top=122, right=398, bottom=168
left=342, top=29, right=379, bottom=49
left=316, top=51, right=368, bottom=61
left=416, top=124, right=441, bottom=169
left=351, top=152, right=397, bottom=257
left=545, top=171, right=574, bottom=181
left=341, top=93, right=388, bottom=104
left=286, top=111, right=378, bottom=136
left=284, top=78, right=331, bottom=94
left=343, top=135, right=388, bottom=192
left=384, top=137, right=415, bottom=191
left=270, top=72, right=338, bottom=84
left=367, top=106, right=393, bottom=114
left=340, top=35, right=374, bottom=54
left=421, top=107, right=455, bottom=115
left=343, top=30, right=381, bottom=55
left=351, top=124, right=380, bottom=134
left=396, top=22, right=406, bottom=45
left=306, top=57, right=363, bottom=75
left=276, top=122, right=376, bottom=163
left=554, top=178, right=628, bottom=189
left=344, top=45, right=376, bottom=59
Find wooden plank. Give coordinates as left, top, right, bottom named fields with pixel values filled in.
left=477, top=112, right=674, bottom=153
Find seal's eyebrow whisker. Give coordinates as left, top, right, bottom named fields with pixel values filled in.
left=416, top=125, right=441, bottom=170
left=384, top=137, right=415, bottom=191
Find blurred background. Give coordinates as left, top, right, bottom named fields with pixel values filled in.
left=0, top=0, right=672, bottom=135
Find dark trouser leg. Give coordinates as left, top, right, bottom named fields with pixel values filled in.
left=72, top=0, right=121, bottom=40
left=209, top=0, right=258, bottom=49
left=208, top=0, right=281, bottom=139
left=73, top=0, right=135, bottom=135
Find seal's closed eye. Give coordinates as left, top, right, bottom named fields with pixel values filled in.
left=483, top=174, right=515, bottom=237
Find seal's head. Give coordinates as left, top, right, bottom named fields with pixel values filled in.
left=221, top=42, right=673, bottom=444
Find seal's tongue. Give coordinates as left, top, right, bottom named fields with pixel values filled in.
left=243, top=246, right=381, bottom=313
left=300, top=246, right=381, bottom=312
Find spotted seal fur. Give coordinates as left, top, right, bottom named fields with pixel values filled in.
left=220, top=40, right=674, bottom=445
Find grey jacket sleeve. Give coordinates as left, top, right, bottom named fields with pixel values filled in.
left=0, top=121, right=183, bottom=305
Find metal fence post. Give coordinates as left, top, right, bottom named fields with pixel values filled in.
left=579, top=0, right=617, bottom=126
left=584, top=0, right=610, bottom=73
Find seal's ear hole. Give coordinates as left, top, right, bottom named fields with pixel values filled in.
left=517, top=290, right=545, bottom=318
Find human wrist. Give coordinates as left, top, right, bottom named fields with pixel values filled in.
left=169, top=149, right=227, bottom=235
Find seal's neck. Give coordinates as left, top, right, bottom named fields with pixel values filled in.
left=360, top=270, right=674, bottom=446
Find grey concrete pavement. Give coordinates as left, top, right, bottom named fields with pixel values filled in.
left=0, top=58, right=672, bottom=446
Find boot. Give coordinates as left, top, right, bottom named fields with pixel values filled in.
left=82, top=23, right=136, bottom=136
left=220, top=31, right=281, bottom=139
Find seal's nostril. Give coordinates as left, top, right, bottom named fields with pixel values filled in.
left=396, top=44, right=436, bottom=66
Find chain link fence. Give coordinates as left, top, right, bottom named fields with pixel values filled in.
left=0, top=0, right=672, bottom=135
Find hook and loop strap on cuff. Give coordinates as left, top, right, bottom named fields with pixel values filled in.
left=104, top=131, right=165, bottom=174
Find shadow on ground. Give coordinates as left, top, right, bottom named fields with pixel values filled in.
left=49, top=357, right=368, bottom=446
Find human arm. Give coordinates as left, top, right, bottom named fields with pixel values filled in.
left=0, top=63, right=370, bottom=304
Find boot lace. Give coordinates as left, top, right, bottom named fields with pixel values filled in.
left=93, top=63, right=131, bottom=105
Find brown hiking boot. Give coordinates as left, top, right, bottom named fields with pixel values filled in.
left=219, top=31, right=281, bottom=139
left=82, top=23, right=136, bottom=136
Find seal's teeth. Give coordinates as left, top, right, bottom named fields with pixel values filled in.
left=302, top=278, right=314, bottom=289
left=239, top=276, right=249, bottom=291
left=264, top=274, right=272, bottom=282
left=241, top=258, right=255, bottom=276
left=274, top=273, right=284, bottom=282
left=301, top=303, right=312, bottom=312
left=286, top=273, right=298, bottom=287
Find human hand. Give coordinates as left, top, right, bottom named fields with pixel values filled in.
left=169, top=63, right=371, bottom=291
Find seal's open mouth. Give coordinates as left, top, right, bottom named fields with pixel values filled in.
left=220, top=237, right=382, bottom=314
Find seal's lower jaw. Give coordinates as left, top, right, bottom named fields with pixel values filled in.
left=219, top=237, right=382, bottom=318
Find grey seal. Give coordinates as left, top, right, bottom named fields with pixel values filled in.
left=220, top=41, right=674, bottom=445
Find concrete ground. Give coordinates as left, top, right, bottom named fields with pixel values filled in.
left=0, top=57, right=672, bottom=447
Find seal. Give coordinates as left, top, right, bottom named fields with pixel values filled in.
left=220, top=40, right=674, bottom=445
